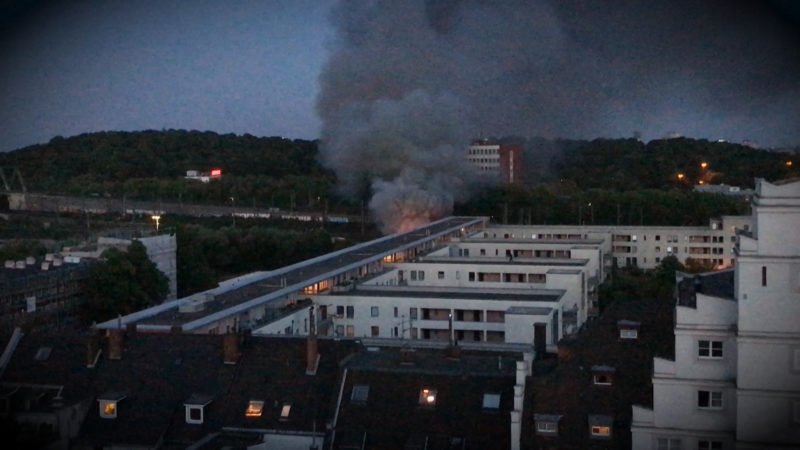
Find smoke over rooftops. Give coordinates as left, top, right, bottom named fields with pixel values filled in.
left=316, top=0, right=800, bottom=233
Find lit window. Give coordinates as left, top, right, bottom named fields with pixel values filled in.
left=657, top=438, right=681, bottom=450
left=351, top=385, right=369, bottom=403
left=245, top=400, right=264, bottom=417
left=346, top=325, right=354, bottom=336
left=98, top=392, right=126, bottom=419
left=419, top=388, right=437, bottom=406
left=698, top=340, right=723, bottom=359
left=482, top=393, right=500, bottom=410
left=697, top=390, right=723, bottom=409
left=698, top=440, right=722, bottom=450
left=280, top=403, right=291, bottom=421
left=103, top=402, right=116, bottom=418
left=591, top=426, right=610, bottom=437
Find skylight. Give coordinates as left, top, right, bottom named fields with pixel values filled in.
left=34, top=347, right=52, bottom=361
left=280, top=403, right=291, bottom=420
left=351, top=385, right=370, bottom=403
left=482, top=393, right=501, bottom=410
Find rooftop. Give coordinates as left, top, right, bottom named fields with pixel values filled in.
left=676, top=269, right=735, bottom=308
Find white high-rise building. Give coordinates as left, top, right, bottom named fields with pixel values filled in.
left=632, top=178, right=800, bottom=449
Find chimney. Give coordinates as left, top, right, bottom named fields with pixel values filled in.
left=515, top=360, right=527, bottom=386
left=510, top=410, right=521, bottom=450
left=223, top=333, right=240, bottom=365
left=107, top=329, right=124, bottom=360
left=306, top=306, right=319, bottom=375
left=523, top=352, right=533, bottom=376
left=513, top=384, right=524, bottom=411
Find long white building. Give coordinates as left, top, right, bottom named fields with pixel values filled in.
left=631, top=178, right=800, bottom=449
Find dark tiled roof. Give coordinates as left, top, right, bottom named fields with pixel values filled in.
left=1, top=329, right=355, bottom=449
left=334, top=348, right=518, bottom=450
left=523, top=286, right=675, bottom=449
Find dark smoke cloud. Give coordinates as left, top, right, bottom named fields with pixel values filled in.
left=317, top=0, right=800, bottom=233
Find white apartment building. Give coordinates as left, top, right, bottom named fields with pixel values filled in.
left=467, top=140, right=501, bottom=173
left=631, top=178, right=800, bottom=449
left=487, top=214, right=752, bottom=270
left=254, top=230, right=603, bottom=354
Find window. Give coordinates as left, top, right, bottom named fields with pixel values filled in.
left=346, top=325, right=354, bottom=336
left=762, top=266, right=767, bottom=286
left=245, top=400, right=264, bottom=417
left=371, top=326, right=379, bottom=336
left=655, top=246, right=661, bottom=252
left=34, top=347, right=52, bottom=361
left=346, top=305, right=354, bottom=318
left=620, top=329, right=638, bottom=339
left=698, top=441, right=722, bottom=450
left=394, top=307, right=398, bottom=317
left=419, top=388, right=437, bottom=406
left=593, top=374, right=612, bottom=386
left=657, top=438, right=681, bottom=450
left=336, top=305, right=344, bottom=316
left=469, top=272, right=475, bottom=281
left=591, top=426, right=611, bottom=437
left=280, top=403, right=291, bottom=421
left=410, top=308, right=418, bottom=320
left=655, top=235, right=661, bottom=241
left=351, top=385, right=369, bottom=403
left=698, top=340, right=723, bottom=359
left=536, top=422, right=557, bottom=433
left=418, top=270, right=425, bottom=280
left=335, top=325, right=344, bottom=336
left=480, top=249, right=486, bottom=256
left=187, top=406, right=202, bottom=423
left=697, top=390, right=723, bottom=409
left=99, top=401, right=117, bottom=419
left=438, top=271, right=445, bottom=279
left=411, top=271, right=417, bottom=281
left=482, top=393, right=501, bottom=410
left=371, top=306, right=379, bottom=317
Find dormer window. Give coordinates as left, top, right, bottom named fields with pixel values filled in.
left=184, top=393, right=213, bottom=425
left=245, top=400, right=264, bottom=417
left=617, top=320, right=640, bottom=340
left=534, top=414, right=562, bottom=436
left=591, top=366, right=616, bottom=386
left=419, top=388, right=437, bottom=406
left=97, top=392, right=127, bottom=419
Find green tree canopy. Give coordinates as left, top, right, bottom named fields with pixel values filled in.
left=79, top=240, right=168, bottom=324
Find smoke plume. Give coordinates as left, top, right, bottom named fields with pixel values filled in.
left=317, top=0, right=800, bottom=233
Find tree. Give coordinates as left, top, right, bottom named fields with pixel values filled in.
left=79, top=241, right=168, bottom=324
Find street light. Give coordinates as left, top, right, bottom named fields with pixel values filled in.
left=151, top=215, right=161, bottom=231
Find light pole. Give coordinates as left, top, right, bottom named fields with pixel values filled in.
left=151, top=215, right=161, bottom=232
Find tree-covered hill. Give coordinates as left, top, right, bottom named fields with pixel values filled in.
left=556, top=137, right=797, bottom=190
left=0, top=129, right=331, bottom=191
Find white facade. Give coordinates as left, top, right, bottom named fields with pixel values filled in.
left=466, top=141, right=500, bottom=173
left=487, top=215, right=751, bottom=270
left=632, top=178, right=800, bottom=449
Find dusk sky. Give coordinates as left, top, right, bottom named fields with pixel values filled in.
left=1, top=0, right=799, bottom=153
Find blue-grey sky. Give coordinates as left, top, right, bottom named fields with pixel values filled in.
left=1, top=0, right=799, bottom=154
left=0, top=0, right=334, bottom=152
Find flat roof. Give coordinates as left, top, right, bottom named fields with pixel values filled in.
left=326, top=286, right=564, bottom=303
left=96, top=217, right=486, bottom=331
left=416, top=257, right=589, bottom=267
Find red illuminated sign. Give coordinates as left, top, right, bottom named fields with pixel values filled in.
left=210, top=169, right=222, bottom=177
